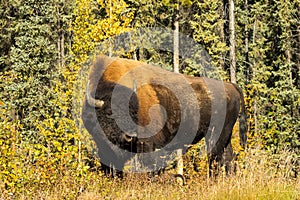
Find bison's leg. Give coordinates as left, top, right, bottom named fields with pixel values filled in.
left=206, top=133, right=225, bottom=178
left=221, top=142, right=236, bottom=175
left=207, top=135, right=237, bottom=177
left=207, top=153, right=222, bottom=178
left=206, top=124, right=234, bottom=177
left=101, top=163, right=124, bottom=178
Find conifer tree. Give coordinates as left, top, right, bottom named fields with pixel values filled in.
left=265, top=0, right=300, bottom=154
left=234, top=0, right=299, bottom=159
left=189, top=0, right=228, bottom=78
left=3, top=0, right=59, bottom=139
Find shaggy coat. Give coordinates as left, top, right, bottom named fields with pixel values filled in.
left=82, top=55, right=247, bottom=175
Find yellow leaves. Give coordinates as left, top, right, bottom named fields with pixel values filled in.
left=91, top=0, right=134, bottom=42
left=53, top=140, right=63, bottom=151
left=2, top=0, right=135, bottom=193
left=72, top=0, right=134, bottom=60
left=71, top=0, right=97, bottom=61
left=23, top=115, right=97, bottom=187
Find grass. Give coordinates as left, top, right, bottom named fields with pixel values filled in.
left=76, top=173, right=299, bottom=200
left=1, top=148, right=299, bottom=200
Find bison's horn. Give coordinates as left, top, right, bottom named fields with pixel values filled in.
left=133, top=80, right=137, bottom=93
left=122, top=132, right=137, bottom=143
left=86, top=80, right=105, bottom=108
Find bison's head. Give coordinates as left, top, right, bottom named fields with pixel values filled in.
left=83, top=79, right=139, bottom=153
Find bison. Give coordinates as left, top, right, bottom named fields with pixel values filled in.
left=81, top=55, right=247, bottom=180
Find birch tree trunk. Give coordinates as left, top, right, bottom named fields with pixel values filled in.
left=173, top=3, right=179, bottom=73
left=229, top=0, right=236, bottom=83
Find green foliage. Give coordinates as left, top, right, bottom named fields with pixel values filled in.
left=186, top=0, right=228, bottom=78
left=3, top=0, right=58, bottom=140
left=243, top=0, right=299, bottom=156
left=0, top=0, right=299, bottom=197
left=0, top=0, right=99, bottom=196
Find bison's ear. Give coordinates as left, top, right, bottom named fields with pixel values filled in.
left=121, top=132, right=137, bottom=143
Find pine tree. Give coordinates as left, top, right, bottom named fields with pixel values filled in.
left=189, top=0, right=228, bottom=78
left=3, top=0, right=59, bottom=140
left=234, top=0, right=300, bottom=161
left=266, top=0, right=300, bottom=154
left=0, top=0, right=93, bottom=190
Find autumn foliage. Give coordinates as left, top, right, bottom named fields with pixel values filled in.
left=0, top=0, right=299, bottom=198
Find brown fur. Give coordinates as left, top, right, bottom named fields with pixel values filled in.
left=82, top=55, right=247, bottom=176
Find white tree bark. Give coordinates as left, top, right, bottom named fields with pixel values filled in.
left=173, top=3, right=179, bottom=73
left=229, top=0, right=236, bottom=83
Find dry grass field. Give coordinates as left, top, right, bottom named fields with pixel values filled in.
left=2, top=148, right=298, bottom=200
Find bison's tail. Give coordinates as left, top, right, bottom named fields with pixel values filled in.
left=233, top=84, right=247, bottom=148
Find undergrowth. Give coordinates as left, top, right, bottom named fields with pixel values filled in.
left=1, top=148, right=298, bottom=200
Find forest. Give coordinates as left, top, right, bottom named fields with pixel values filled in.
left=0, top=0, right=299, bottom=199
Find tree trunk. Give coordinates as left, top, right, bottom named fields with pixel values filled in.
left=109, top=0, right=112, bottom=57
left=176, top=149, right=184, bottom=185
left=57, top=34, right=61, bottom=67
left=252, top=18, right=258, bottom=135
left=286, top=36, right=295, bottom=118
left=173, top=3, right=179, bottom=73
left=297, top=6, right=300, bottom=89
left=218, top=0, right=226, bottom=70
left=174, top=3, right=182, bottom=185
left=229, top=0, right=236, bottom=83
left=245, top=0, right=250, bottom=84
left=61, top=32, right=65, bottom=67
